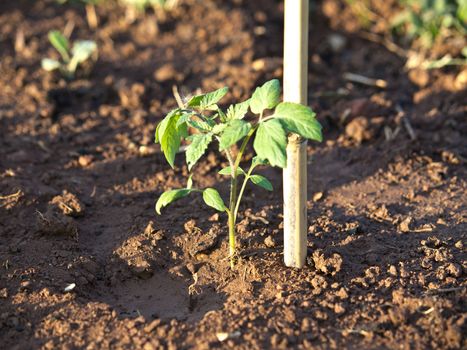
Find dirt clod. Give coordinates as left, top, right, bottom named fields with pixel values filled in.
left=37, top=208, right=78, bottom=236
left=312, top=250, right=343, bottom=276
left=264, top=236, right=276, bottom=248
left=345, top=117, right=373, bottom=143
left=398, top=216, right=412, bottom=233
left=154, top=64, right=177, bottom=82
left=50, top=191, right=85, bottom=217
left=310, top=275, right=328, bottom=295
left=446, top=263, right=462, bottom=278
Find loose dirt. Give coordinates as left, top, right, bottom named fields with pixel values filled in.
left=0, top=0, right=465, bottom=349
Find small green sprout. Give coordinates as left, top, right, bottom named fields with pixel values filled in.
left=155, top=79, right=323, bottom=269
left=41, top=30, right=97, bottom=79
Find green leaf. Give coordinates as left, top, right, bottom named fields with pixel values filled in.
left=219, top=119, right=251, bottom=150
left=226, top=99, right=250, bottom=120
left=217, top=108, right=227, bottom=122
left=155, top=122, right=161, bottom=143
left=212, top=123, right=227, bottom=134
left=176, top=112, right=191, bottom=128
left=187, top=94, right=204, bottom=107
left=253, top=119, right=287, bottom=168
left=252, top=156, right=268, bottom=167
left=160, top=120, right=181, bottom=168
left=41, top=58, right=61, bottom=71
left=458, top=3, right=467, bottom=23
left=186, top=133, right=212, bottom=170
left=156, top=109, right=185, bottom=168
left=272, top=102, right=322, bottom=142
left=200, top=87, right=228, bottom=110
left=48, top=30, right=70, bottom=62
left=250, top=174, right=273, bottom=191
left=202, top=188, right=227, bottom=212
left=156, top=108, right=179, bottom=143
left=178, top=118, right=188, bottom=138
left=187, top=119, right=213, bottom=132
left=71, top=40, right=97, bottom=63
left=68, top=40, right=97, bottom=74
left=250, top=79, right=281, bottom=114
left=155, top=189, right=192, bottom=214
left=218, top=166, right=245, bottom=176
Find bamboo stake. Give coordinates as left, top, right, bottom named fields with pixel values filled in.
left=283, top=0, right=308, bottom=268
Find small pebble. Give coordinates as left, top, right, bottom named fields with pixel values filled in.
left=64, top=283, right=76, bottom=292
left=264, top=236, right=276, bottom=248
left=78, top=155, right=93, bottom=167
left=388, top=265, right=398, bottom=276
left=313, top=192, right=324, bottom=202
left=216, top=332, right=229, bottom=342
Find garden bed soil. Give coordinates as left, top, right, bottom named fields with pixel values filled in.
left=0, top=0, right=466, bottom=349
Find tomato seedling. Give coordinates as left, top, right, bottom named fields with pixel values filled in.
left=155, top=79, right=322, bottom=268
left=41, top=30, right=97, bottom=79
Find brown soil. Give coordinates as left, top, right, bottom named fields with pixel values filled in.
left=1, top=0, right=466, bottom=349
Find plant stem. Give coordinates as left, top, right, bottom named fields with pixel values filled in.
left=222, top=146, right=237, bottom=269
left=228, top=172, right=238, bottom=269
left=224, top=125, right=258, bottom=269
left=234, top=165, right=255, bottom=218
left=234, top=126, right=257, bottom=170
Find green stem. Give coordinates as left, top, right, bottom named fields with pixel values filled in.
left=228, top=171, right=238, bottom=269
left=222, top=124, right=259, bottom=269
left=227, top=126, right=258, bottom=268
left=234, top=126, right=257, bottom=170
left=234, top=164, right=256, bottom=218
left=222, top=146, right=237, bottom=269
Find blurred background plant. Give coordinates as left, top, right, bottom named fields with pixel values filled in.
left=49, top=0, right=465, bottom=71
left=55, top=0, right=179, bottom=26
left=391, top=0, right=467, bottom=48
left=41, top=30, right=97, bottom=79
left=119, top=0, right=179, bottom=22
left=337, top=0, right=466, bottom=69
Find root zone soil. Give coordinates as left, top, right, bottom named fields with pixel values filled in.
left=0, top=0, right=465, bottom=349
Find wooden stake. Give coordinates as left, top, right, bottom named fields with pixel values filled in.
left=283, top=0, right=308, bottom=268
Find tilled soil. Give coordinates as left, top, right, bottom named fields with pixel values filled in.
left=0, top=0, right=466, bottom=349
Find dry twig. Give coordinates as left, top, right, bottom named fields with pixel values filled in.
left=396, top=104, right=416, bottom=141
left=343, top=72, right=387, bottom=88
left=0, top=190, right=22, bottom=200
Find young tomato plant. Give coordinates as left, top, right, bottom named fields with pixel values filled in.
left=41, top=30, right=97, bottom=79
left=155, top=79, right=322, bottom=268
